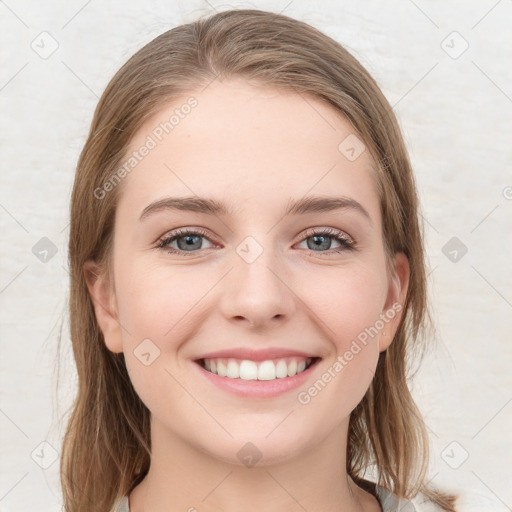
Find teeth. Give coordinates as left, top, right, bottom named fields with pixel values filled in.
left=258, top=360, right=275, bottom=380
left=287, top=360, right=297, bottom=377
left=226, top=360, right=239, bottom=378
left=201, top=357, right=314, bottom=380
left=275, top=360, right=288, bottom=379
left=240, top=360, right=258, bottom=380
left=217, top=360, right=227, bottom=377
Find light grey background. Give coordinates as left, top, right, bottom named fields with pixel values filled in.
left=1, top=1, right=511, bottom=510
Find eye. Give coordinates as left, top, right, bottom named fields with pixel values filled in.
left=296, top=227, right=355, bottom=254
left=157, top=228, right=216, bottom=255
left=156, top=226, right=355, bottom=257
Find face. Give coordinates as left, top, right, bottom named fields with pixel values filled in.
left=86, top=78, right=408, bottom=466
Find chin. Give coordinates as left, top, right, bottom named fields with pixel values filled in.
left=198, top=427, right=318, bottom=468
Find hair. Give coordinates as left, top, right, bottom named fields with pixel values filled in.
left=60, top=8, right=457, bottom=512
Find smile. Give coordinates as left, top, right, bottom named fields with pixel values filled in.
left=199, top=357, right=318, bottom=381
left=193, top=348, right=322, bottom=398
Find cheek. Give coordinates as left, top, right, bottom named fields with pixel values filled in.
left=115, top=248, right=389, bottom=418
left=298, top=262, right=388, bottom=346
left=294, top=265, right=386, bottom=411
left=114, top=255, right=210, bottom=343
left=116, top=261, right=209, bottom=417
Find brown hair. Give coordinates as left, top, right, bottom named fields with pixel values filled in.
left=61, top=8, right=456, bottom=511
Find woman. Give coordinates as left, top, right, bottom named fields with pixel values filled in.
left=61, top=9, right=457, bottom=512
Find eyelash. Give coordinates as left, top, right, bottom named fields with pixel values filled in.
left=156, top=227, right=356, bottom=257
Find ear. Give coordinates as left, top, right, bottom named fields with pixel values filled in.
left=379, top=252, right=409, bottom=352
left=83, top=260, right=123, bottom=354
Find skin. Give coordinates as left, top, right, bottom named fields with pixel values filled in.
left=85, top=78, right=409, bottom=512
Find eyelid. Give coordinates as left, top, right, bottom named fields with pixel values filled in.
left=156, top=226, right=217, bottom=243
left=298, top=226, right=354, bottom=245
left=156, top=226, right=356, bottom=255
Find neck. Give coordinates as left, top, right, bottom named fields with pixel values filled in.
left=128, top=418, right=380, bottom=512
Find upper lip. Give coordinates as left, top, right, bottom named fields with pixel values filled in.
left=194, top=347, right=320, bottom=362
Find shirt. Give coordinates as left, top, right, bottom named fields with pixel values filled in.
left=112, top=484, right=417, bottom=511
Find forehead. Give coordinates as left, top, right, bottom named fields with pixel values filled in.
left=117, top=78, right=380, bottom=224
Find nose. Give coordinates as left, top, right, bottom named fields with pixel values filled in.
left=219, top=244, right=296, bottom=330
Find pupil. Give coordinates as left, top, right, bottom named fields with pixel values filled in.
left=178, top=235, right=201, bottom=250
left=308, top=235, right=330, bottom=251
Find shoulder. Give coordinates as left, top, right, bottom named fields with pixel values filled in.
left=112, top=495, right=129, bottom=512
left=111, top=489, right=447, bottom=512
left=375, top=485, right=447, bottom=512
left=410, top=490, right=450, bottom=512
left=375, top=485, right=416, bottom=511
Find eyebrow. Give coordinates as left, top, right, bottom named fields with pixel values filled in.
left=139, top=195, right=372, bottom=224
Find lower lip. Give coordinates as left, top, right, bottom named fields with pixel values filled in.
left=193, top=359, right=321, bottom=398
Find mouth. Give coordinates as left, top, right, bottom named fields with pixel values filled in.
left=192, top=347, right=323, bottom=398
left=196, top=356, right=321, bottom=381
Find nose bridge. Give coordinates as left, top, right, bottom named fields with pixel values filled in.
left=222, top=233, right=295, bottom=326
left=235, top=233, right=287, bottom=296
